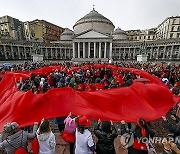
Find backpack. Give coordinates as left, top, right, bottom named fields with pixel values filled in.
left=6, top=131, right=28, bottom=154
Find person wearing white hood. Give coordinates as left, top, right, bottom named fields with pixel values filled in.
left=37, top=119, right=56, bottom=154
left=40, top=78, right=45, bottom=88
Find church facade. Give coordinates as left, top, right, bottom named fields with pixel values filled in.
left=0, top=9, right=180, bottom=61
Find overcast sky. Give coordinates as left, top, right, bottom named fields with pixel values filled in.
left=0, top=0, right=180, bottom=30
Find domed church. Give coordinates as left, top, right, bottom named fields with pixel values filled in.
left=60, top=8, right=128, bottom=62
left=0, top=8, right=179, bottom=61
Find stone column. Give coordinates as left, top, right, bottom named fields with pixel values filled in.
left=170, top=45, right=174, bottom=59
left=104, top=42, right=107, bottom=58
left=156, top=46, right=160, bottom=59
left=64, top=48, right=66, bottom=59
left=109, top=42, right=112, bottom=59
left=73, top=42, right=75, bottom=58
left=24, top=47, right=27, bottom=59
left=94, top=42, right=96, bottom=58
left=83, top=42, right=85, bottom=58
left=69, top=48, right=71, bottom=59
left=128, top=48, right=131, bottom=59
left=10, top=45, right=14, bottom=59
left=3, top=45, right=8, bottom=59
left=45, top=48, right=48, bottom=59
left=55, top=48, right=58, bottom=58
left=30, top=47, right=32, bottom=55
left=123, top=48, right=126, bottom=59
left=150, top=47, right=153, bottom=59
left=50, top=48, right=53, bottom=59
left=40, top=47, right=43, bottom=55
left=78, top=42, right=80, bottom=58
left=17, top=46, right=21, bottom=59
left=99, top=42, right=101, bottom=58
left=133, top=48, right=136, bottom=59
left=59, top=48, right=62, bottom=59
left=163, top=46, right=167, bottom=59
left=88, top=42, right=90, bottom=58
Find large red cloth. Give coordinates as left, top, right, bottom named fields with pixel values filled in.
left=0, top=65, right=179, bottom=131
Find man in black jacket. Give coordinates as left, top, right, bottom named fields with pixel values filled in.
left=94, top=120, right=118, bottom=154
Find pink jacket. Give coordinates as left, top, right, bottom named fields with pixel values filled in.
left=64, top=116, right=76, bottom=134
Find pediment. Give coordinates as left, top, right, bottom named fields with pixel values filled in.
left=76, top=30, right=110, bottom=39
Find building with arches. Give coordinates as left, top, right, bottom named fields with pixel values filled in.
left=0, top=9, right=180, bottom=61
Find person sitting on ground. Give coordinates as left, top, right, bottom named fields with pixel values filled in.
left=0, top=122, right=38, bottom=154
left=75, top=116, right=95, bottom=154
left=37, top=119, right=56, bottom=154
left=94, top=120, right=118, bottom=154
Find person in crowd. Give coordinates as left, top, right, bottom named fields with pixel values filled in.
left=85, top=78, right=96, bottom=92
left=101, top=75, right=110, bottom=89
left=40, top=78, right=45, bottom=89
left=5, top=61, right=177, bottom=95
left=69, top=75, right=77, bottom=90
left=37, top=119, right=56, bottom=154
left=162, top=134, right=180, bottom=154
left=109, top=76, right=119, bottom=88
left=75, top=116, right=95, bottom=154
left=94, top=120, right=118, bottom=154
left=62, top=113, right=76, bottom=154
left=55, top=116, right=66, bottom=134
left=162, top=116, right=180, bottom=154
left=121, top=118, right=155, bottom=154
left=95, top=78, right=104, bottom=91
left=0, top=122, right=38, bottom=154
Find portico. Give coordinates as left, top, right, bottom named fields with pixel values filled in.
left=72, top=30, right=113, bottom=61
left=73, top=41, right=112, bottom=58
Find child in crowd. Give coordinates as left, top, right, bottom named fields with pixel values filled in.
left=37, top=119, right=56, bottom=154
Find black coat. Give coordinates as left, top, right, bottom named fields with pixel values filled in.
left=94, top=124, right=117, bottom=154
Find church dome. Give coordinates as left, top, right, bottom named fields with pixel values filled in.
left=60, top=28, right=74, bottom=41
left=73, top=9, right=115, bottom=35
left=113, top=27, right=128, bottom=40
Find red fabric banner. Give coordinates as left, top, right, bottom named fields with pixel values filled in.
left=0, top=65, right=179, bottom=131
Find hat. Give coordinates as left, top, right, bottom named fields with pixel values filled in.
left=162, top=78, right=169, bottom=84
left=4, top=122, right=19, bottom=135
left=78, top=116, right=91, bottom=127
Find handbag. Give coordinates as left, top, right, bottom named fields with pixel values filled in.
left=62, top=130, right=75, bottom=143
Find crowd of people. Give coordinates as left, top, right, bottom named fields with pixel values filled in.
left=0, top=61, right=180, bottom=154
left=0, top=61, right=179, bottom=96
left=1, top=113, right=180, bottom=154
